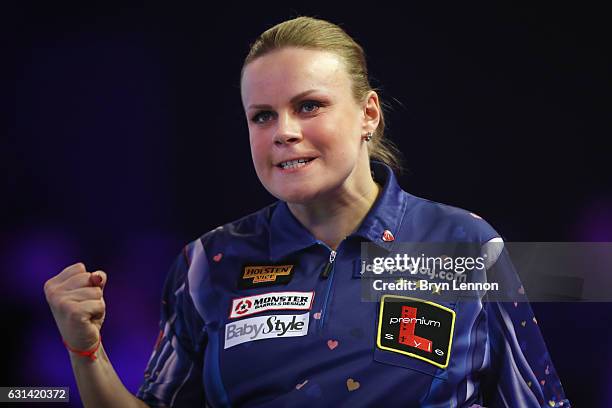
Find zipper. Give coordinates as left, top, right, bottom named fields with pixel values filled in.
left=320, top=250, right=337, bottom=279
left=318, top=247, right=338, bottom=329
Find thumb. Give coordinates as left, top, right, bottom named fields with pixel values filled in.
left=89, top=270, right=107, bottom=290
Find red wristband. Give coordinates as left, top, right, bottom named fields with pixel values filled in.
left=63, top=335, right=101, bottom=361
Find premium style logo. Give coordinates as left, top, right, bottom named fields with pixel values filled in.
left=229, top=291, right=315, bottom=319
left=377, top=295, right=455, bottom=368
left=224, top=313, right=310, bottom=349
left=239, top=264, right=295, bottom=288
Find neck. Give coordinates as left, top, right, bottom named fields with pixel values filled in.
left=287, top=173, right=381, bottom=250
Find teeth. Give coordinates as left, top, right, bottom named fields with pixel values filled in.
left=280, top=158, right=311, bottom=169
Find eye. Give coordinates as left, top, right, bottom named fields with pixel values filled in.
left=299, top=100, right=322, bottom=114
left=251, top=111, right=275, bottom=124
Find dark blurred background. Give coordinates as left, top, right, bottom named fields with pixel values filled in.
left=1, top=2, right=610, bottom=407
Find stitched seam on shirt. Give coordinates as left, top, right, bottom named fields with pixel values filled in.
left=388, top=192, right=409, bottom=253
left=170, top=362, right=195, bottom=407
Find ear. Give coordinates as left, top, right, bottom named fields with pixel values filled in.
left=361, top=90, right=381, bottom=135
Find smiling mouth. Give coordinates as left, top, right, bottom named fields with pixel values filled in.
left=277, top=158, right=315, bottom=170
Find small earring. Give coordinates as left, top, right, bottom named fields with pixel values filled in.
left=363, top=132, right=373, bottom=142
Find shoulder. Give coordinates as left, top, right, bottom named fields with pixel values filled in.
left=167, top=203, right=279, bottom=319
left=402, top=192, right=502, bottom=244
left=182, top=202, right=278, bottom=264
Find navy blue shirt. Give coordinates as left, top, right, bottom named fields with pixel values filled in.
left=137, top=162, right=570, bottom=407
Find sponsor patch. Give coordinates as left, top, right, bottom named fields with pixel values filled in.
left=376, top=295, right=455, bottom=369
left=239, top=264, right=295, bottom=288
left=224, top=312, right=309, bottom=349
left=229, top=291, right=315, bottom=319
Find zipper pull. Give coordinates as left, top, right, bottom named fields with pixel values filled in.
left=320, top=250, right=337, bottom=279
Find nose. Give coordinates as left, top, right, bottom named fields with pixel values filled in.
left=273, top=111, right=302, bottom=146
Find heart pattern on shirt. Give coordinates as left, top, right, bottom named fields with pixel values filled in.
left=346, top=378, right=360, bottom=391
left=327, top=340, right=338, bottom=350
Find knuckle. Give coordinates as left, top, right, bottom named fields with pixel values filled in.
left=43, top=279, right=54, bottom=296
left=58, top=299, right=75, bottom=315
left=46, top=288, right=61, bottom=305
left=45, top=291, right=57, bottom=306
left=67, top=308, right=84, bottom=323
left=62, top=264, right=74, bottom=274
left=65, top=262, right=85, bottom=274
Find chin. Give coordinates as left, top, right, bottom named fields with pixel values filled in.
left=269, top=185, right=325, bottom=205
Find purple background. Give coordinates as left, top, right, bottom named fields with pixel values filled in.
left=2, top=3, right=610, bottom=407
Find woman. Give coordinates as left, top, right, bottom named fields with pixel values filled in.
left=44, top=16, right=570, bottom=407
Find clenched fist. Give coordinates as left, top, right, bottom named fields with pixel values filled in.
left=44, top=263, right=107, bottom=352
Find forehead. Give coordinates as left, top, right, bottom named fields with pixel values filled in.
left=241, top=47, right=351, bottom=106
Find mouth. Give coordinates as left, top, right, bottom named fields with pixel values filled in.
left=276, top=157, right=316, bottom=170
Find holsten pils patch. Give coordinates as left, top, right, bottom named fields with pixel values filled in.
left=376, top=295, right=456, bottom=369
left=229, top=291, right=315, bottom=319
left=239, top=264, right=295, bottom=288
left=224, top=313, right=310, bottom=349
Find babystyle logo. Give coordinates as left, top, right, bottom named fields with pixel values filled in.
left=224, top=313, right=310, bottom=349
left=229, top=291, right=315, bottom=319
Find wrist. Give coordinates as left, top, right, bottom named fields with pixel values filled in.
left=63, top=335, right=102, bottom=361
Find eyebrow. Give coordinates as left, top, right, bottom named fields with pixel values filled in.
left=247, top=89, right=322, bottom=111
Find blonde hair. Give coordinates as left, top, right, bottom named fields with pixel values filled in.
left=241, top=16, right=402, bottom=172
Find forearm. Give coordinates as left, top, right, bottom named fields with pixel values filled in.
left=69, top=343, right=150, bottom=408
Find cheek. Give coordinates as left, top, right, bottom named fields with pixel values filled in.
left=249, top=134, right=266, bottom=161
left=312, top=117, right=360, bottom=157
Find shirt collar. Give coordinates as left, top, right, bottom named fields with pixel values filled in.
left=268, top=162, right=407, bottom=261
left=352, top=162, right=408, bottom=246
left=268, top=200, right=319, bottom=262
